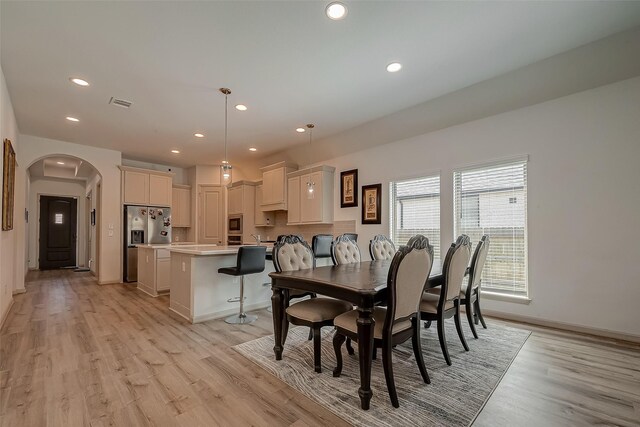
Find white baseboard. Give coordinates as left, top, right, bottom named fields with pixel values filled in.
left=483, top=309, right=640, bottom=344
left=191, top=301, right=270, bottom=324
left=98, top=279, right=122, bottom=285
left=0, top=298, right=14, bottom=330
left=12, top=288, right=26, bottom=295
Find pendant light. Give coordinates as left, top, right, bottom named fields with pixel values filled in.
left=220, top=88, right=232, bottom=181
left=306, top=123, right=315, bottom=199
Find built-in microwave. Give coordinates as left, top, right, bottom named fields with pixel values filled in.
left=228, top=214, right=242, bottom=235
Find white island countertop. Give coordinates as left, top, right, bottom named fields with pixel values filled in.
left=168, top=244, right=273, bottom=256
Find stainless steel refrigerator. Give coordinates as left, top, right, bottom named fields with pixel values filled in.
left=124, top=205, right=172, bottom=282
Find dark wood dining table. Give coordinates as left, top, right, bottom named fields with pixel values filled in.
left=269, top=260, right=444, bottom=410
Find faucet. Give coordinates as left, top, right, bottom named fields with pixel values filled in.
left=250, top=234, right=261, bottom=245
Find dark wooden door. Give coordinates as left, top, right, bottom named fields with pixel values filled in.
left=39, top=196, right=77, bottom=270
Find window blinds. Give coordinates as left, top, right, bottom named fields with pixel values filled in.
left=454, top=160, right=528, bottom=296
left=390, top=175, right=440, bottom=262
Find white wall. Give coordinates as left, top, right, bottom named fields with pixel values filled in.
left=121, top=158, right=188, bottom=185
left=18, top=135, right=122, bottom=284
left=0, top=65, right=20, bottom=323
left=27, top=177, right=87, bottom=269
left=291, top=76, right=640, bottom=338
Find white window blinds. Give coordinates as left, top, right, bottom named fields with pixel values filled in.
left=390, top=175, right=440, bottom=262
left=454, top=159, right=528, bottom=297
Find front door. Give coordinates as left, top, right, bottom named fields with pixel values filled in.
left=39, top=195, right=77, bottom=270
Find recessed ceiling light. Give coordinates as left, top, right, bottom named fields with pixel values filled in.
left=171, top=150, right=180, bottom=154
left=386, top=62, right=402, bottom=73
left=57, top=161, right=65, bottom=165
left=66, top=116, right=79, bottom=122
left=235, top=104, right=247, bottom=111
left=296, top=128, right=306, bottom=133
left=249, top=147, right=257, bottom=152
left=194, top=133, right=204, bottom=138
left=326, top=2, right=347, bottom=20
left=69, top=77, right=89, bottom=87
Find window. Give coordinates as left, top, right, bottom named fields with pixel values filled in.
left=454, top=159, right=528, bottom=297
left=390, top=175, right=440, bottom=261
left=54, top=213, right=64, bottom=224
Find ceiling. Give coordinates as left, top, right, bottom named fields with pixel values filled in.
left=2, top=1, right=640, bottom=168
left=29, top=156, right=96, bottom=181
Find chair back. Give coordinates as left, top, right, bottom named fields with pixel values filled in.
left=468, top=235, right=490, bottom=292
left=236, top=246, right=267, bottom=275
left=312, top=234, right=333, bottom=259
left=331, top=234, right=361, bottom=265
left=273, top=235, right=315, bottom=273
left=342, top=233, right=358, bottom=242
left=440, top=235, right=472, bottom=304
left=369, top=235, right=396, bottom=261
left=383, top=235, right=433, bottom=335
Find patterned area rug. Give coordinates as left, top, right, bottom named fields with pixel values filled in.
left=234, top=320, right=530, bottom=427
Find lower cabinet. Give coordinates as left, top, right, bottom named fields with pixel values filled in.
left=137, top=247, right=171, bottom=297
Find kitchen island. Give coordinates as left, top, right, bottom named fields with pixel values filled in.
left=168, top=245, right=274, bottom=323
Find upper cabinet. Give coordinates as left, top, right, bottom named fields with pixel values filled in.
left=287, top=165, right=335, bottom=225
left=120, top=166, right=174, bottom=207
left=227, top=181, right=256, bottom=215
left=260, top=161, right=297, bottom=211
left=254, top=182, right=275, bottom=227
left=172, top=185, right=191, bottom=227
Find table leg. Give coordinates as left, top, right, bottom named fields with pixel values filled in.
left=356, top=306, right=375, bottom=410
left=271, top=286, right=284, bottom=360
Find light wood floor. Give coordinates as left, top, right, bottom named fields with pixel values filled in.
left=0, top=271, right=638, bottom=426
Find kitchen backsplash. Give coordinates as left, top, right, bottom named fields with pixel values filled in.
left=254, top=211, right=356, bottom=243
left=172, top=227, right=190, bottom=242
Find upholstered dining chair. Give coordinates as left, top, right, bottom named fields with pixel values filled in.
left=461, top=235, right=490, bottom=338
left=273, top=235, right=353, bottom=373
left=331, top=234, right=362, bottom=265
left=369, top=234, right=396, bottom=261
left=419, top=235, right=472, bottom=366
left=312, top=234, right=334, bottom=267
left=332, top=235, right=434, bottom=408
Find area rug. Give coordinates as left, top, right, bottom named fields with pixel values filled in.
left=234, top=321, right=530, bottom=427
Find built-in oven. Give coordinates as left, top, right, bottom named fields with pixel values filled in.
left=228, top=214, right=243, bottom=235
left=227, top=235, right=242, bottom=246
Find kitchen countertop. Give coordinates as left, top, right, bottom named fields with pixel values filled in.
left=168, top=245, right=273, bottom=256
left=135, top=242, right=199, bottom=249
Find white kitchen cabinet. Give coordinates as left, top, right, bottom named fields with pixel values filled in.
left=287, top=166, right=335, bottom=225
left=227, top=185, right=243, bottom=215
left=137, top=246, right=172, bottom=297
left=260, top=161, right=297, bottom=211
left=156, top=258, right=171, bottom=292
left=198, top=185, right=224, bottom=245
left=226, top=181, right=258, bottom=242
left=254, top=183, right=275, bottom=227
left=172, top=185, right=191, bottom=227
left=120, top=166, right=174, bottom=207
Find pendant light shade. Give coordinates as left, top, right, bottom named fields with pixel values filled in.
left=220, top=88, right=232, bottom=182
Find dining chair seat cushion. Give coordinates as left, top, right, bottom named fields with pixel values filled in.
left=334, top=240, right=361, bottom=264
left=277, top=242, right=314, bottom=271
left=420, top=292, right=454, bottom=313
left=334, top=307, right=412, bottom=339
left=286, top=298, right=353, bottom=323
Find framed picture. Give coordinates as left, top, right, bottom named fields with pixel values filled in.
left=340, top=169, right=358, bottom=208
left=361, top=183, right=381, bottom=225
left=2, top=139, right=16, bottom=231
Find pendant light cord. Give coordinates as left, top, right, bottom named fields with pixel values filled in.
left=224, top=92, right=228, bottom=163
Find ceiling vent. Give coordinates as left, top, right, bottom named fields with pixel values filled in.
left=109, top=97, right=132, bottom=108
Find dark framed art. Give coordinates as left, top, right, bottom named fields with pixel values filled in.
left=340, top=169, right=358, bottom=208
left=361, top=183, right=381, bottom=225
left=2, top=139, right=16, bottom=231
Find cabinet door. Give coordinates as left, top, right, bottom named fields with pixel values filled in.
left=228, top=186, right=242, bottom=214
left=262, top=170, right=275, bottom=205
left=199, top=185, right=224, bottom=244
left=123, top=171, right=149, bottom=205
left=254, top=185, right=264, bottom=225
left=172, top=188, right=183, bottom=226
left=180, top=188, right=191, bottom=227
left=271, top=168, right=285, bottom=204
left=156, top=258, right=171, bottom=292
left=149, top=175, right=172, bottom=206
left=287, top=176, right=301, bottom=224
left=301, top=171, right=323, bottom=223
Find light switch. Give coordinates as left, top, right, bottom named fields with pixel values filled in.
left=108, top=230, right=114, bottom=237
left=108, top=223, right=114, bottom=230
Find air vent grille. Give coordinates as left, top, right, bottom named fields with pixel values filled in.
left=109, top=97, right=132, bottom=108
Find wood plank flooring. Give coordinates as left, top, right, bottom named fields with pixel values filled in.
left=1, top=270, right=638, bottom=426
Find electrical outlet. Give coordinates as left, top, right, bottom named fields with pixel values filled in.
left=181, top=262, right=186, bottom=272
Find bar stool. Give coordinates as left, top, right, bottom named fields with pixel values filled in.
left=219, top=246, right=266, bottom=324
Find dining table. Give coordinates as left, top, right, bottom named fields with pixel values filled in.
left=269, top=259, right=444, bottom=410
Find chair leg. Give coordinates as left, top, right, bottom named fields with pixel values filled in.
left=424, top=321, right=432, bottom=329
left=308, top=328, right=313, bottom=341
left=372, top=347, right=377, bottom=360
left=436, top=317, right=451, bottom=366
left=465, top=299, right=478, bottom=339
left=346, top=338, right=355, bottom=355
left=475, top=293, right=487, bottom=329
left=411, top=319, right=430, bottom=384
left=282, top=317, right=290, bottom=346
left=313, top=327, right=322, bottom=373
left=454, top=306, right=469, bottom=351
left=382, top=343, right=399, bottom=408
left=332, top=332, right=346, bottom=377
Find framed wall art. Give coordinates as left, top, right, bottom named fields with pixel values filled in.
left=2, top=139, right=16, bottom=231
left=340, top=169, right=358, bottom=208
left=361, top=183, right=381, bottom=225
